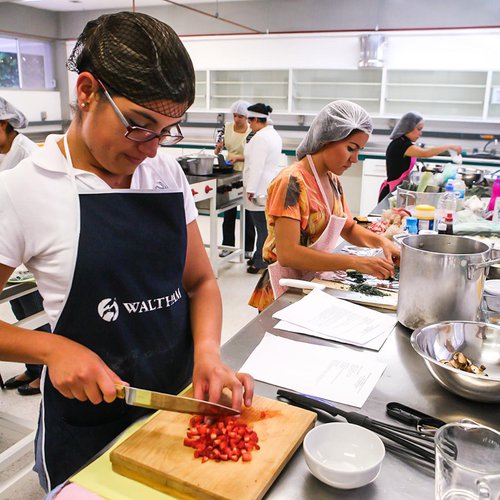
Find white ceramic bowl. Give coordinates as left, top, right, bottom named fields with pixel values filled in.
left=483, top=280, right=500, bottom=312
left=303, top=422, right=385, bottom=490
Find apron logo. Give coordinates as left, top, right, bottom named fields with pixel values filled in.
left=97, top=288, right=183, bottom=321
left=97, top=298, right=120, bottom=322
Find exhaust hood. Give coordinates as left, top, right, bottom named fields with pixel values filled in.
left=359, top=34, right=386, bottom=68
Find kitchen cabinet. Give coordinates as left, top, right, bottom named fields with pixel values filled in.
left=360, top=159, right=386, bottom=215
left=193, top=70, right=207, bottom=110
left=292, top=68, right=382, bottom=114
left=384, top=69, right=488, bottom=119
left=488, top=71, right=500, bottom=119
left=187, top=66, right=499, bottom=121
left=209, top=69, right=289, bottom=112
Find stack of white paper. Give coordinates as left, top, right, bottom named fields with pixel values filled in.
left=273, top=288, right=396, bottom=351
left=240, top=332, right=386, bottom=407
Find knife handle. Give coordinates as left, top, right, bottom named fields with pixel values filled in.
left=115, top=384, right=126, bottom=399
left=279, top=278, right=325, bottom=290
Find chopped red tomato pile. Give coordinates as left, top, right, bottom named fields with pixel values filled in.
left=184, top=415, right=260, bottom=463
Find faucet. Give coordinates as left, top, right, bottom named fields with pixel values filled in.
left=482, top=135, right=498, bottom=155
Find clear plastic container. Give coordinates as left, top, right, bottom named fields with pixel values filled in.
left=435, top=181, right=456, bottom=226
left=452, top=175, right=466, bottom=210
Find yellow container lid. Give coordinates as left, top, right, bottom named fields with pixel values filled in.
left=415, top=204, right=435, bottom=218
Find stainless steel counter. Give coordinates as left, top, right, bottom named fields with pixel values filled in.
left=221, top=292, right=500, bottom=498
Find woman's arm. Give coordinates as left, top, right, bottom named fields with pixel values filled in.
left=0, top=263, right=121, bottom=404
left=183, top=221, right=254, bottom=410
left=405, top=144, right=462, bottom=158
left=341, top=219, right=400, bottom=263
left=274, top=217, right=396, bottom=279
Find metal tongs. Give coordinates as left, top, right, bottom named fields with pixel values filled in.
left=277, top=389, right=436, bottom=465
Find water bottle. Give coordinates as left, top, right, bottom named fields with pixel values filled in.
left=436, top=181, right=457, bottom=226
left=453, top=174, right=466, bottom=210
left=488, top=178, right=500, bottom=212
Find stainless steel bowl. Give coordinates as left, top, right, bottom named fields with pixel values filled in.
left=457, top=167, right=484, bottom=187
left=420, top=163, right=444, bottom=174
left=252, top=195, right=267, bottom=207
left=411, top=321, right=500, bottom=403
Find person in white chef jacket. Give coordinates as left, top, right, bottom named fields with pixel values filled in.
left=0, top=97, right=38, bottom=172
left=243, top=103, right=283, bottom=274
left=0, top=97, right=48, bottom=396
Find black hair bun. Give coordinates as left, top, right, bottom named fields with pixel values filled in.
left=248, top=102, right=272, bottom=115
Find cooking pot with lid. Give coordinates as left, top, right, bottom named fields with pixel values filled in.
left=397, top=235, right=500, bottom=329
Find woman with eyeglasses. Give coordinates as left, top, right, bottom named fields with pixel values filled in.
left=0, top=12, right=253, bottom=491
left=249, top=100, right=400, bottom=312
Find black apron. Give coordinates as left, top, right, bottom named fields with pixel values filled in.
left=35, top=190, right=193, bottom=490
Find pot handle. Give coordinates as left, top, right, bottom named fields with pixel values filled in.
left=467, top=257, right=500, bottom=280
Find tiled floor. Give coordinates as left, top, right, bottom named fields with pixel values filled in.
left=0, top=214, right=259, bottom=499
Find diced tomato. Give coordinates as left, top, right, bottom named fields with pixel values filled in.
left=183, top=414, right=261, bottom=463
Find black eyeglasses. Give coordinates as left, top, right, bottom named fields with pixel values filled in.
left=96, top=79, right=184, bottom=146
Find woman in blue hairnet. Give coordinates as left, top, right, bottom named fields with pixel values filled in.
left=378, top=111, right=462, bottom=201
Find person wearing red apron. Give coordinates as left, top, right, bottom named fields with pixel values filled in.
left=0, top=12, right=254, bottom=492
left=249, top=100, right=400, bottom=312
left=378, top=111, right=462, bottom=202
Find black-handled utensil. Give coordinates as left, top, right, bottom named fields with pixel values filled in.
left=277, top=389, right=435, bottom=464
left=386, top=402, right=446, bottom=435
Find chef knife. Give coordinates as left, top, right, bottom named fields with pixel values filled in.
left=115, top=384, right=239, bottom=417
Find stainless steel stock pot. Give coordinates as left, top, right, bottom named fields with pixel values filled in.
left=397, top=235, right=500, bottom=329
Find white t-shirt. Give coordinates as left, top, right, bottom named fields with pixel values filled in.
left=243, top=125, right=283, bottom=211
left=0, top=133, right=39, bottom=172
left=0, top=135, right=197, bottom=326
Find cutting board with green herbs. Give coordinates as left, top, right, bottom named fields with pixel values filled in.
left=312, top=278, right=398, bottom=310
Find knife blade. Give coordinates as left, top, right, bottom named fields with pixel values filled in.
left=115, top=385, right=239, bottom=417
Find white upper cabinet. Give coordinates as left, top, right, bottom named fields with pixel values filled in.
left=182, top=31, right=500, bottom=122
left=292, top=69, right=382, bottom=114
left=209, top=69, right=289, bottom=112
left=384, top=70, right=488, bottom=119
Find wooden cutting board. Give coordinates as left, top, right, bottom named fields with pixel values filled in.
left=110, top=394, right=316, bottom=499
left=312, top=278, right=398, bottom=310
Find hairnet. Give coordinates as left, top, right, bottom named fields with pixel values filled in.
left=296, top=100, right=373, bottom=160
left=390, top=111, right=423, bottom=140
left=229, top=100, right=251, bottom=117
left=0, top=97, right=28, bottom=129
left=66, top=11, right=195, bottom=118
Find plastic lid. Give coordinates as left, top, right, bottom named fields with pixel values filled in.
left=445, top=181, right=454, bottom=191
left=406, top=216, right=418, bottom=226
left=415, top=204, right=435, bottom=214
